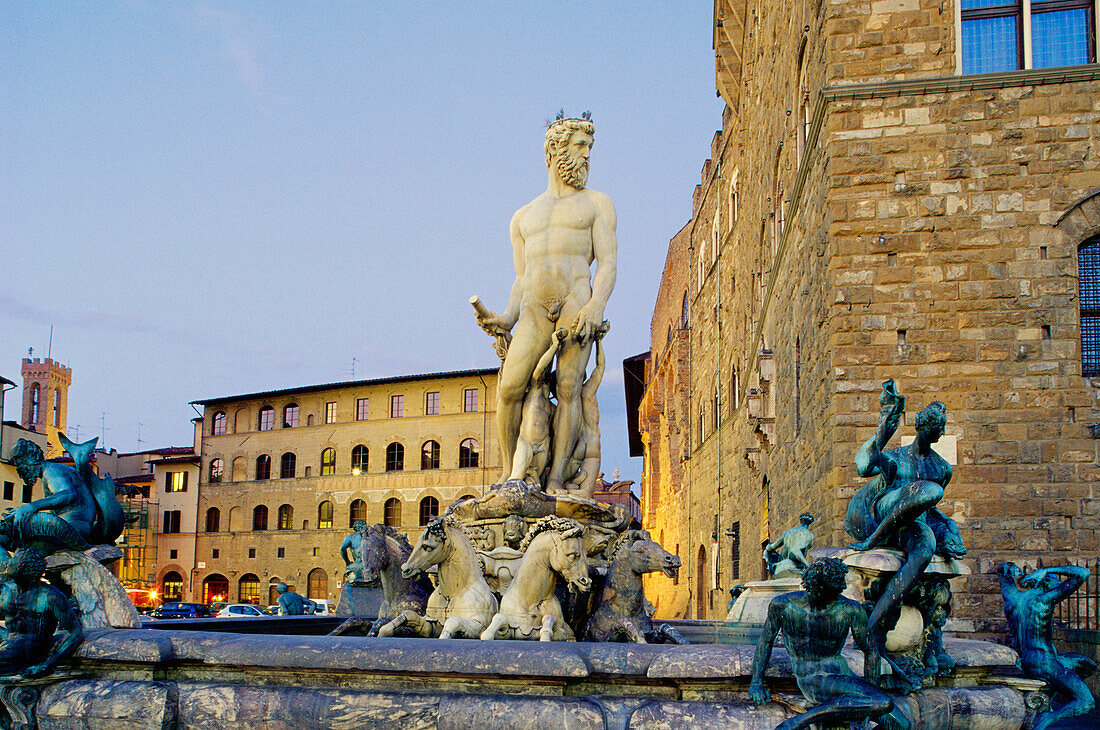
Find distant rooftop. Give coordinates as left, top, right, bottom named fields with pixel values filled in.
left=191, top=367, right=499, bottom=407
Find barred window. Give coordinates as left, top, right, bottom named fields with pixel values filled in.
left=425, top=391, right=440, bottom=415
left=324, top=401, right=337, bottom=424
left=320, top=448, right=336, bottom=476
left=212, top=411, right=226, bottom=435
left=421, top=440, right=440, bottom=470
left=280, top=452, right=296, bottom=479
left=283, top=404, right=299, bottom=428
left=277, top=504, right=293, bottom=530
left=463, top=388, right=478, bottom=413
left=356, top=398, right=369, bottom=421
left=209, top=458, right=223, bottom=483
left=390, top=394, right=404, bottom=418
left=255, top=454, right=271, bottom=480
left=351, top=445, right=368, bottom=473
left=317, top=501, right=334, bottom=529
left=459, top=439, right=479, bottom=469
left=419, top=496, right=439, bottom=525
left=384, top=498, right=401, bottom=527
left=258, top=406, right=274, bottom=431
left=1080, top=235, right=1100, bottom=376
left=386, top=443, right=404, bottom=471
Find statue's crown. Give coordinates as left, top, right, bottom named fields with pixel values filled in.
left=546, top=109, right=593, bottom=130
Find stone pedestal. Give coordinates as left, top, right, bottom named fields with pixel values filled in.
left=724, top=577, right=803, bottom=623
left=336, top=583, right=383, bottom=617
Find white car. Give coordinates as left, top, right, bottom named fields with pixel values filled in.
left=216, top=603, right=267, bottom=618
left=309, top=599, right=337, bottom=615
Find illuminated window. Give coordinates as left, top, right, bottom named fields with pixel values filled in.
left=283, top=404, right=299, bottom=428
left=324, top=401, right=337, bottom=424
left=425, top=391, right=440, bottom=415
left=212, top=411, right=226, bottom=435
left=238, top=574, right=260, bottom=604
left=386, top=443, right=404, bottom=471
left=258, top=406, right=274, bottom=431
left=351, top=445, right=368, bottom=472
left=356, top=398, right=369, bottom=420
left=463, top=388, right=478, bottom=413
left=166, top=471, right=187, bottom=493
left=421, top=440, right=440, bottom=469
left=390, top=394, right=404, bottom=418
left=317, top=501, right=334, bottom=529
left=277, top=504, right=293, bottom=530
left=459, top=439, right=479, bottom=468
left=320, top=448, right=336, bottom=476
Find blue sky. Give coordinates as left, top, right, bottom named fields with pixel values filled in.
left=1, top=3, right=723, bottom=483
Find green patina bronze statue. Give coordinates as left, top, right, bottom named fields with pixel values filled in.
left=845, top=380, right=965, bottom=689
left=340, top=520, right=369, bottom=584
left=0, top=547, right=84, bottom=678
left=998, top=562, right=1096, bottom=730
left=275, top=582, right=310, bottom=616
left=750, top=558, right=908, bottom=730
left=6, top=435, right=129, bottom=555
left=764, top=512, right=814, bottom=579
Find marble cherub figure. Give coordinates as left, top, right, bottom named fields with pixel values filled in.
left=998, top=562, right=1096, bottom=730
left=750, top=558, right=907, bottom=730
left=474, top=111, right=617, bottom=492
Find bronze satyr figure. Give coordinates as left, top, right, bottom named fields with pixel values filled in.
left=750, top=558, right=907, bottom=730
left=999, top=562, right=1096, bottom=730
left=0, top=547, right=84, bottom=678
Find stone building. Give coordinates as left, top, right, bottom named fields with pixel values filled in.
left=191, top=368, right=498, bottom=605
left=632, top=0, right=1100, bottom=624
left=20, top=357, right=71, bottom=458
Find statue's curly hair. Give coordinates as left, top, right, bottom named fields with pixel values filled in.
left=914, top=401, right=947, bottom=434
left=8, top=547, right=46, bottom=581
left=518, top=516, right=585, bottom=552
left=803, top=557, right=848, bottom=598
left=544, top=117, right=594, bottom=168
left=10, top=439, right=45, bottom=483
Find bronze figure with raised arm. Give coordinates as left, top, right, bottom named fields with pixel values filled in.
left=474, top=112, right=617, bottom=492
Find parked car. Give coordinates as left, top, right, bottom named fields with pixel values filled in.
left=216, top=603, right=268, bottom=618
left=310, top=599, right=337, bottom=615
left=148, top=602, right=212, bottom=620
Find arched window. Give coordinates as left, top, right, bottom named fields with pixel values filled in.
left=53, top=389, right=61, bottom=427
left=238, top=573, right=261, bottom=604
left=255, top=454, right=271, bottom=481
left=351, top=445, right=368, bottom=473
left=212, top=411, right=226, bottom=435
left=349, top=499, right=367, bottom=526
left=277, top=504, right=293, bottom=530
left=258, top=406, right=274, bottom=431
left=252, top=505, right=268, bottom=531
left=384, top=498, right=401, bottom=527
left=283, top=403, right=299, bottom=428
left=320, top=448, right=336, bottom=476
left=681, top=291, right=689, bottom=328
left=386, top=443, right=404, bottom=471
left=421, top=440, right=440, bottom=470
left=459, top=439, right=479, bottom=468
left=205, top=507, right=220, bottom=532
left=209, top=458, right=223, bottom=483
left=161, top=571, right=184, bottom=602
left=318, top=501, right=333, bottom=529
left=419, top=496, right=439, bottom=525
left=696, top=545, right=708, bottom=619
left=280, top=452, right=296, bottom=478
left=1079, top=235, right=1100, bottom=376
left=307, top=568, right=328, bottom=599
left=203, top=574, right=229, bottom=604
left=30, top=384, right=40, bottom=423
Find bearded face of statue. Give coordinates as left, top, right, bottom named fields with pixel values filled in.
left=554, top=131, right=591, bottom=190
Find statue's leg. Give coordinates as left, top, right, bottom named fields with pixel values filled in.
left=777, top=674, right=897, bottom=730
left=622, top=619, right=647, bottom=644
left=655, top=623, right=688, bottom=645
left=1061, top=652, right=1098, bottom=679
left=1033, top=662, right=1096, bottom=730
left=539, top=613, right=556, bottom=642
left=849, top=480, right=942, bottom=552
left=479, top=613, right=507, bottom=641
left=327, top=617, right=371, bottom=636
left=497, top=316, right=551, bottom=482
left=545, top=337, right=592, bottom=492
left=440, top=616, right=473, bottom=640
left=508, top=438, right=535, bottom=482
left=868, top=522, right=935, bottom=637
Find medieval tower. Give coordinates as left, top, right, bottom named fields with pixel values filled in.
left=21, top=358, right=72, bottom=458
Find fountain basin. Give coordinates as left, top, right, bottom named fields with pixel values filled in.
left=29, top=625, right=1033, bottom=729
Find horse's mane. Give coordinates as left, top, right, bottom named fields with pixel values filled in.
left=424, top=516, right=485, bottom=573
left=518, top=516, right=585, bottom=551
left=607, top=529, right=652, bottom=562
left=371, top=523, right=412, bottom=551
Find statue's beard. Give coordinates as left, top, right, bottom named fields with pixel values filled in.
left=556, top=151, right=589, bottom=189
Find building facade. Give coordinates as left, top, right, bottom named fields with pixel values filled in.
left=191, top=368, right=499, bottom=605
left=634, top=0, right=1100, bottom=625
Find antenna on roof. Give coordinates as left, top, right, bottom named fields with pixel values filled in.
left=349, top=357, right=360, bottom=379
left=48, top=325, right=53, bottom=359
left=136, top=421, right=144, bottom=445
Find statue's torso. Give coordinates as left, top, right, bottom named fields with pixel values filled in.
left=883, top=445, right=950, bottom=487
left=518, top=190, right=604, bottom=301
left=779, top=597, right=858, bottom=677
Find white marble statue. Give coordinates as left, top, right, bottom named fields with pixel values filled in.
left=474, top=111, right=618, bottom=494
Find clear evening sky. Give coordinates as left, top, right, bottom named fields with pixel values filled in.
left=1, top=3, right=723, bottom=483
